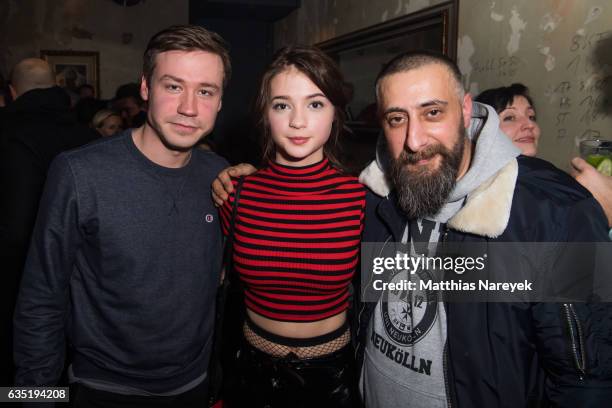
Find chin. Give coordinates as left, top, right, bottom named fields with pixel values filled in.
left=167, top=130, right=210, bottom=148
left=164, top=136, right=202, bottom=152
left=519, top=146, right=537, bottom=157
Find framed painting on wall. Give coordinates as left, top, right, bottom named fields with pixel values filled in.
left=40, top=50, right=100, bottom=97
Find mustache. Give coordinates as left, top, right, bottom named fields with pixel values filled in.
left=398, top=144, right=450, bottom=165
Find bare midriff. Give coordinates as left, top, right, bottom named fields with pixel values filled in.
left=247, top=309, right=347, bottom=338
left=245, top=309, right=350, bottom=358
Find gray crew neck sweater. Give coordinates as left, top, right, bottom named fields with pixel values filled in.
left=14, top=130, right=228, bottom=394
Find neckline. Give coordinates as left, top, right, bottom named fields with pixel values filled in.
left=267, top=158, right=331, bottom=178
left=124, top=129, right=194, bottom=177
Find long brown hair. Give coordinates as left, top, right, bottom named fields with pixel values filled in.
left=254, top=45, right=348, bottom=170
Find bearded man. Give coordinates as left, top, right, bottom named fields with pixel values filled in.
left=356, top=51, right=612, bottom=407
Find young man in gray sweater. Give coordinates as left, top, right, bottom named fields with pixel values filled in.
left=13, top=25, right=231, bottom=407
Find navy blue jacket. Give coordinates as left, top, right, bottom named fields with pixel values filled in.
left=355, top=156, right=612, bottom=407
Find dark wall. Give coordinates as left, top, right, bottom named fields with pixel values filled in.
left=189, top=16, right=272, bottom=165
left=189, top=0, right=299, bottom=165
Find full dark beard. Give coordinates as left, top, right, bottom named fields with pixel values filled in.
left=389, top=127, right=466, bottom=219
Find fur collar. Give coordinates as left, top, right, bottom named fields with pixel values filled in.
left=359, top=159, right=518, bottom=238
left=447, top=159, right=517, bottom=238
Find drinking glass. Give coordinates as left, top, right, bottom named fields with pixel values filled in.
left=580, top=139, right=612, bottom=176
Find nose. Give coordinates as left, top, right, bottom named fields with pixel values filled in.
left=289, top=106, right=306, bottom=129
left=178, top=92, right=198, bottom=117
left=520, top=117, right=535, bottom=131
left=405, top=118, right=428, bottom=152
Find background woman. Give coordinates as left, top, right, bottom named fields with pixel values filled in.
left=219, top=45, right=365, bottom=408
left=91, top=108, right=123, bottom=137
left=475, top=83, right=540, bottom=156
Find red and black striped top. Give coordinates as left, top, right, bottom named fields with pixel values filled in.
left=220, top=158, right=366, bottom=322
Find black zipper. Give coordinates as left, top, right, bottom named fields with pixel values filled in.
left=562, top=303, right=587, bottom=380
left=441, top=225, right=453, bottom=408
left=443, top=335, right=453, bottom=408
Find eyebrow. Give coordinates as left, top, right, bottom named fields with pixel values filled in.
left=159, top=74, right=220, bottom=90
left=503, top=106, right=534, bottom=111
left=382, top=99, right=448, bottom=115
left=271, top=93, right=327, bottom=101
left=382, top=107, right=408, bottom=116
left=420, top=99, right=448, bottom=107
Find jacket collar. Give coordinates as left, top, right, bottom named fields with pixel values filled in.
left=361, top=159, right=518, bottom=239
left=447, top=159, right=517, bottom=238
left=374, top=194, right=408, bottom=242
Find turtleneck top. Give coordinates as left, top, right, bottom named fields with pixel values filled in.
left=220, top=158, right=366, bottom=322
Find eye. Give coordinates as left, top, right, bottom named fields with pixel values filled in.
left=198, top=88, right=215, bottom=97
left=502, top=114, right=515, bottom=122
left=309, top=100, right=325, bottom=109
left=529, top=115, right=537, bottom=121
left=272, top=103, right=289, bottom=111
left=386, top=115, right=406, bottom=127
left=426, top=108, right=442, bottom=118
left=165, top=83, right=181, bottom=92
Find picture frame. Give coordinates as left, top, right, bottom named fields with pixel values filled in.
left=40, top=50, right=100, bottom=97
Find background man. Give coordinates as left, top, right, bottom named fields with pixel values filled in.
left=113, top=82, right=147, bottom=128
left=357, top=51, right=611, bottom=407
left=0, top=58, right=97, bottom=386
left=13, top=25, right=230, bottom=407
left=77, top=83, right=95, bottom=100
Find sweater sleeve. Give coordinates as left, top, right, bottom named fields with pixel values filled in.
left=13, top=153, right=82, bottom=386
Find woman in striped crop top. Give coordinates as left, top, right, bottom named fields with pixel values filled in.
left=219, top=46, right=366, bottom=407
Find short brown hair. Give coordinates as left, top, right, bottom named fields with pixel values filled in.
left=254, top=45, right=348, bottom=170
left=143, top=25, right=231, bottom=88
left=475, top=83, right=535, bottom=115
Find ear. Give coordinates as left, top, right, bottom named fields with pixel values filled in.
left=9, top=84, right=17, bottom=100
left=140, top=75, right=149, bottom=102
left=217, top=97, right=222, bottom=112
left=462, top=93, right=473, bottom=129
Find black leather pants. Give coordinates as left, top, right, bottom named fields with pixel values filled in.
left=226, top=342, right=360, bottom=408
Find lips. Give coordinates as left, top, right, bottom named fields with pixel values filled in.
left=409, top=155, right=438, bottom=168
left=406, top=151, right=440, bottom=165
left=171, top=122, right=198, bottom=132
left=515, top=136, right=535, bottom=144
left=288, top=137, right=310, bottom=145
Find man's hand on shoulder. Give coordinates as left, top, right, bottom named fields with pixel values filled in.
left=212, top=163, right=256, bottom=207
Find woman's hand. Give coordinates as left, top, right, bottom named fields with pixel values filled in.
left=571, top=157, right=612, bottom=227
